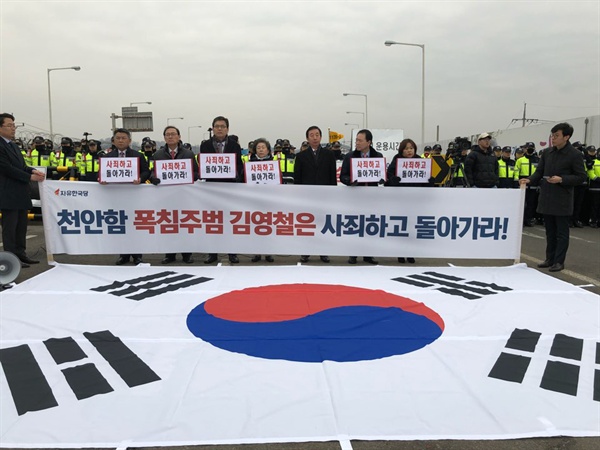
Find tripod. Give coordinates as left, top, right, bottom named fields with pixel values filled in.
left=443, top=161, right=470, bottom=188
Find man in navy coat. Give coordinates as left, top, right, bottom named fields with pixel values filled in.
left=0, top=113, right=45, bottom=267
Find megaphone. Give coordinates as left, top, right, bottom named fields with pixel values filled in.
left=0, top=251, right=21, bottom=287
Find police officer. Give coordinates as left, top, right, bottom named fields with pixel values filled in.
left=498, top=146, right=516, bottom=188
left=514, top=142, right=539, bottom=226
left=585, top=145, right=600, bottom=228
left=29, top=136, right=52, bottom=168
left=81, top=140, right=104, bottom=181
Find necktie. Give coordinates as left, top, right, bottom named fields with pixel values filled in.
left=171, top=150, right=176, bottom=159
left=218, top=142, right=224, bottom=153
left=119, top=151, right=125, bottom=158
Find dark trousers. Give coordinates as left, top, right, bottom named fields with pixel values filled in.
left=543, top=214, right=570, bottom=265
left=1, top=209, right=28, bottom=258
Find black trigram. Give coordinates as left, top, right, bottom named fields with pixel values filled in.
left=0, top=330, right=160, bottom=415
left=91, top=270, right=212, bottom=300
left=488, top=328, right=600, bottom=401
left=392, top=271, right=512, bottom=300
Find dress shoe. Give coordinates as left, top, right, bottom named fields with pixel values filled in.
left=549, top=263, right=564, bottom=272
left=300, top=255, right=309, bottom=263
left=19, top=256, right=39, bottom=264
left=228, top=254, right=239, bottom=264
left=537, top=260, right=552, bottom=268
left=407, top=257, right=416, bottom=264
left=161, top=256, right=176, bottom=264
left=182, top=255, right=194, bottom=264
left=363, top=257, right=378, bottom=265
left=348, top=256, right=357, bottom=264
left=251, top=255, right=261, bottom=263
left=397, top=257, right=406, bottom=264
left=265, top=255, right=274, bottom=263
left=133, top=257, right=144, bottom=265
left=204, top=254, right=218, bottom=264
left=20, top=262, right=30, bottom=268
left=115, top=256, right=129, bottom=265
left=574, top=221, right=584, bottom=228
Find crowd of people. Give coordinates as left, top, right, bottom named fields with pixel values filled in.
left=1, top=112, right=597, bottom=272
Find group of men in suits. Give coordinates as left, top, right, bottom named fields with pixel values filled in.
left=0, top=113, right=347, bottom=268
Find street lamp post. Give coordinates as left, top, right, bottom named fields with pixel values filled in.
left=384, top=40, right=425, bottom=147
left=343, top=93, right=368, bottom=127
left=187, top=125, right=202, bottom=144
left=47, top=66, right=81, bottom=142
left=346, top=111, right=365, bottom=128
left=344, top=122, right=360, bottom=128
left=130, top=101, right=152, bottom=107
left=167, top=117, right=184, bottom=125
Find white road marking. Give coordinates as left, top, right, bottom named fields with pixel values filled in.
left=520, top=253, right=600, bottom=287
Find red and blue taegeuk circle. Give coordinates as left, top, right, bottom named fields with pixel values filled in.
left=186, top=284, right=445, bottom=363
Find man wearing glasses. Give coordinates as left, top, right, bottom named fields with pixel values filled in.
left=154, top=125, right=199, bottom=264
left=199, top=116, right=243, bottom=265
left=519, top=123, right=587, bottom=272
left=0, top=113, right=46, bottom=267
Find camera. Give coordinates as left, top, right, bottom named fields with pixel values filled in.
left=446, top=136, right=471, bottom=162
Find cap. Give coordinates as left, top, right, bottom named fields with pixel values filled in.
left=60, top=137, right=72, bottom=145
left=282, top=139, right=290, bottom=146
left=493, top=146, right=502, bottom=151
left=502, top=146, right=512, bottom=153
left=586, top=145, right=597, bottom=152
left=525, top=141, right=535, bottom=148
left=432, top=144, right=442, bottom=151
left=424, top=145, right=432, bottom=151
left=33, top=136, right=45, bottom=145
left=572, top=141, right=583, bottom=148
left=478, top=132, right=491, bottom=140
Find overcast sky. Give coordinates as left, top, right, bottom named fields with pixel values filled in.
left=1, top=0, right=598, bottom=147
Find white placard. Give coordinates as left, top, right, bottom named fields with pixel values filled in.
left=244, top=160, right=282, bottom=184
left=350, top=157, right=386, bottom=183
left=198, top=153, right=237, bottom=179
left=98, top=157, right=139, bottom=183
left=396, top=158, right=432, bottom=183
left=154, top=158, right=194, bottom=185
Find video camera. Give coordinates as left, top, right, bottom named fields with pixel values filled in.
left=446, top=136, right=471, bottom=162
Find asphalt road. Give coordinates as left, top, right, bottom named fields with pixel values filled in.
left=2, top=221, right=599, bottom=450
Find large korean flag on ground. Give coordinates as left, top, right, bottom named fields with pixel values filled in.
left=1, top=264, right=598, bottom=447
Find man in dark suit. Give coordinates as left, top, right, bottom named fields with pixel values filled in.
left=102, top=128, right=151, bottom=266
left=0, top=113, right=46, bottom=267
left=340, top=129, right=382, bottom=265
left=199, top=116, right=243, bottom=265
left=293, top=125, right=337, bottom=263
left=154, top=125, right=199, bottom=264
